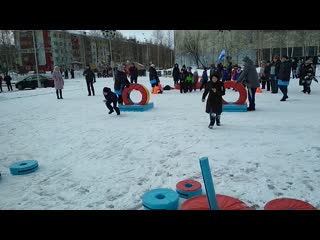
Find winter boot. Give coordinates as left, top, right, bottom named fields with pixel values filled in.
left=216, top=115, right=221, bottom=126
left=208, top=114, right=215, bottom=128
left=114, top=107, right=120, bottom=115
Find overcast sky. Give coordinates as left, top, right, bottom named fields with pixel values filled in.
left=117, top=30, right=155, bottom=42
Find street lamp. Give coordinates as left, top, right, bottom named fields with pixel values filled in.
left=102, top=30, right=116, bottom=81
left=32, top=30, right=41, bottom=88
left=142, top=33, right=149, bottom=67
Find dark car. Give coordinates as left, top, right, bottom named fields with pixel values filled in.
left=15, top=75, right=54, bottom=90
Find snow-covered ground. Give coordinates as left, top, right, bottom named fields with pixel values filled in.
left=0, top=74, right=320, bottom=210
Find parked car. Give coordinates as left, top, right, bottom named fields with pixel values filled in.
left=15, top=75, right=54, bottom=90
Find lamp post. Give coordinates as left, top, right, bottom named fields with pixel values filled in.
left=142, top=34, right=149, bottom=67
left=32, top=30, right=41, bottom=88
left=102, top=30, right=116, bottom=81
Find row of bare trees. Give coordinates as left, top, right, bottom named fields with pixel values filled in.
left=89, top=30, right=174, bottom=69
left=0, top=30, right=18, bottom=73
left=175, top=30, right=320, bottom=68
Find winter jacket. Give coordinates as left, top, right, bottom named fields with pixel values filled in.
left=274, top=60, right=281, bottom=78
left=114, top=70, right=130, bottom=92
left=4, top=75, right=12, bottom=83
left=172, top=66, right=180, bottom=79
left=278, top=60, right=292, bottom=81
left=237, top=58, right=260, bottom=88
left=234, top=70, right=242, bottom=80
left=264, top=65, right=271, bottom=80
left=180, top=68, right=187, bottom=81
left=202, top=80, right=225, bottom=114
left=83, top=69, right=96, bottom=82
left=149, top=67, right=159, bottom=83
left=103, top=87, right=118, bottom=102
left=202, top=70, right=208, bottom=82
left=52, top=71, right=64, bottom=90
left=129, top=66, right=138, bottom=78
left=193, top=72, right=199, bottom=84
left=270, top=65, right=276, bottom=75
left=185, top=72, right=194, bottom=83
left=222, top=70, right=230, bottom=81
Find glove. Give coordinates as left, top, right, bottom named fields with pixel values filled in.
left=212, top=88, right=216, bottom=93
left=201, top=99, right=205, bottom=102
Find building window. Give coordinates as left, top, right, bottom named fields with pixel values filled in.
left=248, top=32, right=253, bottom=44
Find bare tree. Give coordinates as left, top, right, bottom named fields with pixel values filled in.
left=151, top=30, right=165, bottom=68
left=152, top=30, right=165, bottom=45
left=179, top=30, right=208, bottom=68
left=165, top=30, right=174, bottom=67
left=0, top=30, right=17, bottom=73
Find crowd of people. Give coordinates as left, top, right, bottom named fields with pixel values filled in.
left=171, top=55, right=318, bottom=128
left=1, top=56, right=318, bottom=126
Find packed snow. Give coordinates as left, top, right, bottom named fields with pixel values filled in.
left=0, top=72, right=320, bottom=210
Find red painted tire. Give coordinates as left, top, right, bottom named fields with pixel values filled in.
left=122, top=84, right=150, bottom=105
left=222, top=81, right=247, bottom=105
left=176, top=180, right=202, bottom=198
left=180, top=194, right=252, bottom=210
left=176, top=180, right=202, bottom=192
left=264, top=198, right=317, bottom=210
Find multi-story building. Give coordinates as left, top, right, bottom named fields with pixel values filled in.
left=14, top=30, right=110, bottom=72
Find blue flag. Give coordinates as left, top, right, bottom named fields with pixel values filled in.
left=217, top=49, right=226, bottom=63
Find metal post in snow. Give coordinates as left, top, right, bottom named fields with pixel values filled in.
left=32, top=30, right=41, bottom=88
left=199, top=157, right=219, bottom=210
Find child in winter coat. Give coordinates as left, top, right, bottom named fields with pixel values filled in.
left=200, top=67, right=208, bottom=91
left=103, top=87, right=120, bottom=115
left=202, top=73, right=225, bottom=129
left=185, top=67, right=194, bottom=92
left=193, top=70, right=199, bottom=91
left=302, top=60, right=318, bottom=94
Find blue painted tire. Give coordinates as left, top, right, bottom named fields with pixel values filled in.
left=142, top=188, right=179, bottom=210
left=176, top=180, right=202, bottom=199
left=9, top=160, right=39, bottom=175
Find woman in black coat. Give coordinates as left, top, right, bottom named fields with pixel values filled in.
left=114, top=64, right=130, bottom=105
left=202, top=73, right=225, bottom=128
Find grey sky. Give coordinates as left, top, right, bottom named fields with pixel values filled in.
left=117, top=30, right=154, bottom=42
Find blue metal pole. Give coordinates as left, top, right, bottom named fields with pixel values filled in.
left=199, top=157, right=219, bottom=210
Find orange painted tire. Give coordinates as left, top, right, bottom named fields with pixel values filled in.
left=122, top=84, right=150, bottom=105
left=180, top=194, right=252, bottom=210
left=264, top=198, right=317, bottom=210
left=222, top=81, right=247, bottom=105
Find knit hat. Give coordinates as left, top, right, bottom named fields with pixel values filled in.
left=211, top=72, right=221, bottom=81
left=103, top=87, right=111, bottom=93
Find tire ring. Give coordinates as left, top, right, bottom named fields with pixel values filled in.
left=122, top=84, right=150, bottom=105
left=176, top=180, right=202, bottom=199
left=222, top=81, right=247, bottom=105
left=9, top=160, right=39, bottom=175
left=142, top=188, right=179, bottom=210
